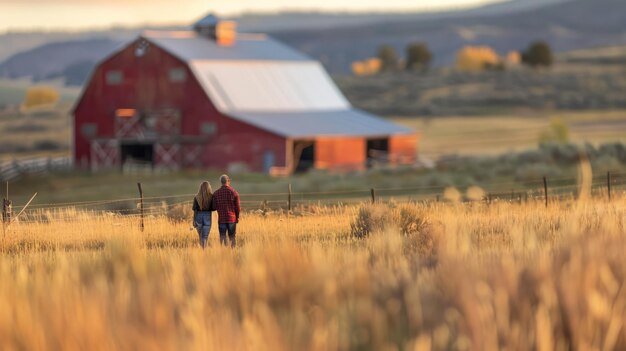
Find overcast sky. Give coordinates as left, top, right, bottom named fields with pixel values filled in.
left=0, top=0, right=503, bottom=32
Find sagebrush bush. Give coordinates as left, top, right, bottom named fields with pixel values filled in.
left=398, top=204, right=441, bottom=256
left=351, top=204, right=441, bottom=256
left=350, top=204, right=389, bottom=238
left=167, top=203, right=192, bottom=222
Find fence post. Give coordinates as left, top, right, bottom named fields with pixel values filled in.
left=606, top=172, right=611, bottom=202
left=371, top=188, right=376, bottom=204
left=543, top=176, right=549, bottom=208
left=2, top=182, right=10, bottom=225
left=2, top=199, right=10, bottom=225
left=288, top=184, right=292, bottom=212
left=137, top=182, right=144, bottom=232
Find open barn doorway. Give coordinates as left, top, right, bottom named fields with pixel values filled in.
left=293, top=141, right=315, bottom=173
left=121, top=143, right=154, bottom=168
left=366, top=138, right=389, bottom=168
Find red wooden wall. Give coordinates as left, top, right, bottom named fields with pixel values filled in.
left=74, top=38, right=286, bottom=172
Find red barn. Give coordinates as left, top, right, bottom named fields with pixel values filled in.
left=73, top=15, right=418, bottom=174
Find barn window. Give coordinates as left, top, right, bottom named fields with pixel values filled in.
left=169, top=68, right=187, bottom=83
left=80, top=123, right=97, bottom=138
left=115, top=109, right=137, bottom=118
left=105, top=70, right=123, bottom=85
left=200, top=122, right=217, bottom=135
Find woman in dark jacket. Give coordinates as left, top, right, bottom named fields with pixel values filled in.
left=193, top=181, right=214, bottom=249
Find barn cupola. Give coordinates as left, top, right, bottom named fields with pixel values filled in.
left=193, top=14, right=237, bottom=46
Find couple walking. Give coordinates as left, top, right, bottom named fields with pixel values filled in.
left=192, top=174, right=240, bottom=248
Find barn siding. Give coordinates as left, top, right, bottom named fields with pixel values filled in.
left=74, top=39, right=287, bottom=172
left=315, top=137, right=366, bottom=171
left=389, top=134, right=419, bottom=165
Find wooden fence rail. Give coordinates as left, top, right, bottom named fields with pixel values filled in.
left=0, top=157, right=72, bottom=181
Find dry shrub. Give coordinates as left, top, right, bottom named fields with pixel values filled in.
left=399, top=205, right=442, bottom=256
left=352, top=204, right=441, bottom=256
left=444, top=187, right=462, bottom=202
left=466, top=186, right=486, bottom=201
left=350, top=204, right=389, bottom=238
left=167, top=203, right=192, bottom=222
left=455, top=45, right=501, bottom=71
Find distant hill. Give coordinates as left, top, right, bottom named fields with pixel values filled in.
left=0, top=39, right=121, bottom=82
left=3, top=0, right=626, bottom=82
left=273, top=0, right=626, bottom=72
left=0, top=0, right=570, bottom=61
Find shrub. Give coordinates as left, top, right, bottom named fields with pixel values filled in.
left=399, top=205, right=442, bottom=256
left=455, top=46, right=500, bottom=72
left=514, top=163, right=563, bottom=182
left=466, top=186, right=486, bottom=201
left=23, top=87, right=59, bottom=108
left=377, top=45, right=400, bottom=72
left=398, top=205, right=429, bottom=236
left=167, top=203, right=193, bottom=223
left=5, top=123, right=48, bottom=133
left=443, top=187, right=462, bottom=202
left=352, top=58, right=382, bottom=76
left=522, top=41, right=553, bottom=68
left=592, top=154, right=621, bottom=172
left=539, top=118, right=570, bottom=145
left=598, top=143, right=626, bottom=163
left=539, top=142, right=581, bottom=164
left=405, top=42, right=432, bottom=71
left=351, top=203, right=441, bottom=257
left=350, top=204, right=390, bottom=238
left=33, top=140, right=64, bottom=151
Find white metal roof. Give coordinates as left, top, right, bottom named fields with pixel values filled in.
left=140, top=30, right=414, bottom=138
left=189, top=61, right=350, bottom=112
left=229, top=109, right=412, bottom=138
left=144, top=31, right=310, bottom=62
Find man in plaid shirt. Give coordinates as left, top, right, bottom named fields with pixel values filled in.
left=212, top=174, right=241, bottom=247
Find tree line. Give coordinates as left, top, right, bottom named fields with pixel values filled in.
left=352, top=41, right=554, bottom=75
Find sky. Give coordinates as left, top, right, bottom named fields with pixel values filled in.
left=0, top=0, right=503, bottom=32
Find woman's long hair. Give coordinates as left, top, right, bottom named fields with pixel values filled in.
left=195, top=181, right=213, bottom=211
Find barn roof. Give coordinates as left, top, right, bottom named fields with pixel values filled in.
left=143, top=31, right=310, bottom=62
left=189, top=61, right=349, bottom=112
left=229, top=109, right=412, bottom=138
left=141, top=30, right=413, bottom=138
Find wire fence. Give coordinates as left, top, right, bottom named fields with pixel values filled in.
left=0, top=157, right=72, bottom=182
left=2, top=171, right=626, bottom=226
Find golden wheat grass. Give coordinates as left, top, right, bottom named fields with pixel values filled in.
left=1, top=199, right=626, bottom=350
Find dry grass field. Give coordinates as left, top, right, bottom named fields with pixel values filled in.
left=2, top=196, right=626, bottom=350
left=395, top=110, right=626, bottom=159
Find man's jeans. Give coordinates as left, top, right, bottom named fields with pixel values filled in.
left=218, top=223, right=237, bottom=247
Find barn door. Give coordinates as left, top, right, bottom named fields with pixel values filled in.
left=90, top=140, right=120, bottom=171
left=115, top=109, right=181, bottom=138
left=154, top=143, right=181, bottom=170
left=115, top=113, right=143, bottom=138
